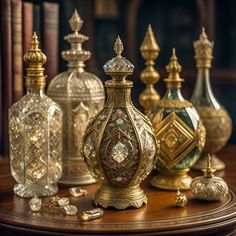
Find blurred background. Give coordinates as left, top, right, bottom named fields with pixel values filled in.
left=1, top=0, right=236, bottom=155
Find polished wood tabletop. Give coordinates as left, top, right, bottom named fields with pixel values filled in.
left=1, top=145, right=236, bottom=235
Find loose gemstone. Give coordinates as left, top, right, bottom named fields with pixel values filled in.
left=69, top=187, right=88, bottom=197
left=58, top=197, right=70, bottom=207
left=29, top=196, right=42, bottom=212
left=64, top=205, right=78, bottom=215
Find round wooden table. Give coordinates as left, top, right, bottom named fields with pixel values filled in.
left=1, top=146, right=236, bottom=236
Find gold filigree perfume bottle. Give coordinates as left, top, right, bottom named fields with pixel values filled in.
left=47, top=10, right=105, bottom=185
left=150, top=49, right=205, bottom=190
left=139, top=25, right=160, bottom=115
left=9, top=33, right=62, bottom=197
left=191, top=28, right=232, bottom=170
left=83, top=37, right=158, bottom=209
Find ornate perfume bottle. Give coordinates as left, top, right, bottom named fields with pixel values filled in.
left=150, top=49, right=205, bottom=190
left=9, top=33, right=62, bottom=197
left=83, top=37, right=158, bottom=209
left=47, top=10, right=105, bottom=185
left=191, top=155, right=228, bottom=201
left=191, top=28, right=232, bottom=170
left=139, top=25, right=160, bottom=115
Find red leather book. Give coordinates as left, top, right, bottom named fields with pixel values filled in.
left=12, top=0, right=23, bottom=102
left=0, top=0, right=12, bottom=155
left=42, top=2, right=59, bottom=84
left=23, top=2, right=33, bottom=55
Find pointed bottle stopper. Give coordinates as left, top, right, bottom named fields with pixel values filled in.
left=194, top=27, right=214, bottom=69
left=139, top=25, right=160, bottom=115
left=62, top=9, right=91, bottom=68
left=24, top=32, right=47, bottom=89
left=164, top=48, right=184, bottom=89
left=203, top=154, right=216, bottom=178
left=103, top=36, right=134, bottom=81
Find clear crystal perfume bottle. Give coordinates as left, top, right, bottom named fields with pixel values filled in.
left=47, top=10, right=105, bottom=185
left=9, top=33, right=63, bottom=198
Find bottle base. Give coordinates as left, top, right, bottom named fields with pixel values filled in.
left=59, top=174, right=96, bottom=186
left=151, top=169, right=192, bottom=190
left=13, top=183, right=58, bottom=198
left=93, top=184, right=147, bottom=209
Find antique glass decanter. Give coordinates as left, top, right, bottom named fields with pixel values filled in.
left=139, top=25, right=160, bottom=115
left=47, top=10, right=105, bottom=185
left=150, top=49, right=205, bottom=190
left=191, top=28, right=232, bottom=171
left=9, top=33, right=62, bottom=197
left=83, top=37, right=158, bottom=209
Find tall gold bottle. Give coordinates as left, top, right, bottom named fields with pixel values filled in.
left=150, top=49, right=205, bottom=190
left=139, top=25, right=160, bottom=115
left=47, top=10, right=105, bottom=185
left=83, top=37, right=158, bottom=209
left=191, top=28, right=232, bottom=170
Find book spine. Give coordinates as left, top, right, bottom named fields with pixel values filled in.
left=0, top=27, right=2, bottom=155
left=12, top=0, right=23, bottom=102
left=23, top=2, right=33, bottom=54
left=33, top=4, right=41, bottom=42
left=0, top=0, right=12, bottom=155
left=42, top=2, right=59, bottom=84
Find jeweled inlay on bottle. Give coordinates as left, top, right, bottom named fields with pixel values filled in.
left=83, top=36, right=158, bottom=209
left=9, top=33, right=62, bottom=198
left=47, top=10, right=105, bottom=185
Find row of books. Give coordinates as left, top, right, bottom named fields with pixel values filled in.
left=0, top=0, right=60, bottom=155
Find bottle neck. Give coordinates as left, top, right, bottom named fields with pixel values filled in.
left=26, top=87, right=45, bottom=96
left=191, top=67, right=220, bottom=108
left=105, top=79, right=133, bottom=108
left=164, top=87, right=185, bottom=101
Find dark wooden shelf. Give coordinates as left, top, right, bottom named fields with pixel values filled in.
left=1, top=146, right=236, bottom=235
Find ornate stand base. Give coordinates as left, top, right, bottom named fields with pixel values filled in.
left=192, top=153, right=225, bottom=171
left=93, top=184, right=147, bottom=209
left=151, top=169, right=192, bottom=190
left=14, top=183, right=58, bottom=198
left=59, top=160, right=96, bottom=186
left=59, top=175, right=96, bottom=186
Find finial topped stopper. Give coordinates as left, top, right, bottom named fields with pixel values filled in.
left=203, top=154, right=216, bottom=178
left=24, top=32, right=47, bottom=89
left=140, top=24, right=160, bottom=55
left=164, top=48, right=183, bottom=88
left=69, top=9, right=83, bottom=32
left=103, top=36, right=134, bottom=76
left=194, top=27, right=214, bottom=68
left=114, top=36, right=123, bottom=57
left=24, top=32, right=47, bottom=65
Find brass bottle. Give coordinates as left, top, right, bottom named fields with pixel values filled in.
left=9, top=33, right=62, bottom=197
left=139, top=25, right=160, bottom=115
left=150, top=49, right=205, bottom=190
left=191, top=28, right=232, bottom=171
left=47, top=10, right=105, bottom=185
left=83, top=36, right=158, bottom=209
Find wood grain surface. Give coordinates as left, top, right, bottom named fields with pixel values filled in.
left=0, top=145, right=236, bottom=235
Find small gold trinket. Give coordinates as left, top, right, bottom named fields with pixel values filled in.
left=191, top=155, right=228, bottom=201
left=29, top=195, right=42, bottom=212
left=69, top=187, right=88, bottom=197
left=64, top=205, right=78, bottom=216
left=80, top=208, right=104, bottom=221
left=58, top=197, right=70, bottom=207
left=175, top=189, right=187, bottom=207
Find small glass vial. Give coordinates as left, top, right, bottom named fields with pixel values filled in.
left=9, top=33, right=62, bottom=198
